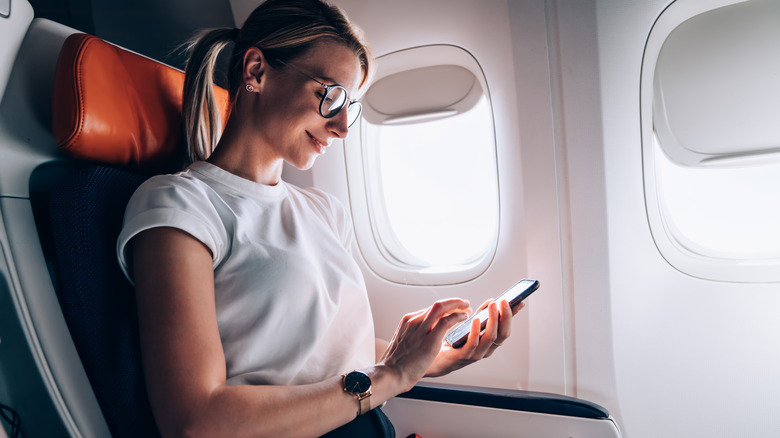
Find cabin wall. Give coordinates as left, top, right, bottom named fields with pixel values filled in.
left=592, top=0, right=780, bottom=437
left=541, top=0, right=617, bottom=413
left=539, top=0, right=780, bottom=436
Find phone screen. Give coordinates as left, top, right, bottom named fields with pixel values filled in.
left=444, top=279, right=539, bottom=348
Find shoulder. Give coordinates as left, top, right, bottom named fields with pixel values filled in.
left=298, top=185, right=342, bottom=207
left=130, top=168, right=214, bottom=207
left=126, top=164, right=240, bottom=226
left=119, top=165, right=231, bottom=276
left=288, top=185, right=348, bottom=220
left=287, top=185, right=354, bottom=247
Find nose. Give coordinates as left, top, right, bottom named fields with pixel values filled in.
left=327, top=108, right=350, bottom=139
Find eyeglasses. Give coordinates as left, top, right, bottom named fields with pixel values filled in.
left=277, top=60, right=362, bottom=128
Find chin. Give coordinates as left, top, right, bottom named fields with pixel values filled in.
left=290, top=156, right=317, bottom=171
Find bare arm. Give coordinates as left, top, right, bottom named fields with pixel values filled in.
left=133, top=227, right=403, bottom=437
left=375, top=338, right=390, bottom=362
left=132, top=227, right=469, bottom=438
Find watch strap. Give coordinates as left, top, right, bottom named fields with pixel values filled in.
left=357, top=390, right=371, bottom=416
left=343, top=371, right=372, bottom=416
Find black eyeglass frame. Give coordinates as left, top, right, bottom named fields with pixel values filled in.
left=277, top=60, right=363, bottom=128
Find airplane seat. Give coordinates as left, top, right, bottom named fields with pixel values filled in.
left=0, top=10, right=227, bottom=435
left=0, top=14, right=108, bottom=437
left=45, top=32, right=230, bottom=438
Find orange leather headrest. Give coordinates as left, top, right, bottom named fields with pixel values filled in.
left=52, top=33, right=230, bottom=172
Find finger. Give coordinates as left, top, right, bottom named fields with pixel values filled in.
left=407, top=307, right=429, bottom=321
left=482, top=301, right=499, bottom=336
left=511, top=300, right=526, bottom=316
left=460, top=316, right=482, bottom=349
left=398, top=308, right=428, bottom=329
left=496, top=299, right=513, bottom=341
left=475, top=298, right=494, bottom=313
left=476, top=301, right=500, bottom=356
left=431, top=310, right=469, bottom=339
left=387, top=307, right=428, bottom=349
left=473, top=303, right=501, bottom=360
left=422, top=298, right=471, bottom=330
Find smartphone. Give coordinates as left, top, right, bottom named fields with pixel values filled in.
left=444, top=279, right=540, bottom=348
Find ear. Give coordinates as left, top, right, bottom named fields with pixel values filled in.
left=243, top=47, right=267, bottom=91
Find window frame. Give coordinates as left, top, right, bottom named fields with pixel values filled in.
left=344, top=44, right=500, bottom=286
left=641, top=0, right=780, bottom=283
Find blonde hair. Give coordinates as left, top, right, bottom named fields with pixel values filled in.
left=182, top=0, right=373, bottom=163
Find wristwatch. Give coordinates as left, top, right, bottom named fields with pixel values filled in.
left=342, top=370, right=372, bottom=416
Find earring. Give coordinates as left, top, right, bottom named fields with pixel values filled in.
left=245, top=84, right=254, bottom=92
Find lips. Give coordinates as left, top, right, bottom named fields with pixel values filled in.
left=307, top=131, right=328, bottom=154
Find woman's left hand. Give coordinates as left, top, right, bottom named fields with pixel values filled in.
left=423, top=298, right=525, bottom=377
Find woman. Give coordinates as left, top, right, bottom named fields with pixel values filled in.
left=117, top=0, right=523, bottom=436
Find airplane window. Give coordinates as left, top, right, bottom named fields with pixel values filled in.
left=642, top=0, right=780, bottom=282
left=345, top=45, right=499, bottom=285
left=654, top=137, right=780, bottom=260
left=364, top=96, right=497, bottom=267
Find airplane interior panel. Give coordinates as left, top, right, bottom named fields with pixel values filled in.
left=0, top=0, right=778, bottom=437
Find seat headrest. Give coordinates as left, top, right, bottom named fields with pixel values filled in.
left=52, top=33, right=230, bottom=172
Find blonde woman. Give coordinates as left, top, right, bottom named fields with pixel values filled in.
left=117, top=0, right=522, bottom=436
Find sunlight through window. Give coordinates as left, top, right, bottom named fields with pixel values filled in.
left=365, top=97, right=498, bottom=268
left=655, top=138, right=780, bottom=260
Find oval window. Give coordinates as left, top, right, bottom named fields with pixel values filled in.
left=345, top=45, right=499, bottom=285
left=642, top=0, right=780, bottom=282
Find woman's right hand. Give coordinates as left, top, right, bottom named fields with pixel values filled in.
left=378, top=298, right=471, bottom=391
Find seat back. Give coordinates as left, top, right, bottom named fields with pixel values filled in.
left=49, top=165, right=158, bottom=438
left=42, top=31, right=230, bottom=436
left=0, top=19, right=228, bottom=435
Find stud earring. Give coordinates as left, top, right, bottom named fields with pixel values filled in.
left=246, top=84, right=254, bottom=92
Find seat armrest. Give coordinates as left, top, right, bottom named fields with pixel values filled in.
left=398, top=381, right=609, bottom=419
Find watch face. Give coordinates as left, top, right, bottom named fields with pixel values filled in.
left=344, top=371, right=371, bottom=394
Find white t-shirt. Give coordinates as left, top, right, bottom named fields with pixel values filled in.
left=116, top=161, right=375, bottom=386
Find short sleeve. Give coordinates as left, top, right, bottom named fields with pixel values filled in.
left=116, top=174, right=229, bottom=284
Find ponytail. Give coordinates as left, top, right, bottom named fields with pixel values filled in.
left=182, top=27, right=234, bottom=163
left=182, top=0, right=374, bottom=163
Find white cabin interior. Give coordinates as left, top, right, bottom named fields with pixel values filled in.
left=1, top=0, right=778, bottom=437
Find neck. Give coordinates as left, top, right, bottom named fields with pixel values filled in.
left=206, top=113, right=284, bottom=186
